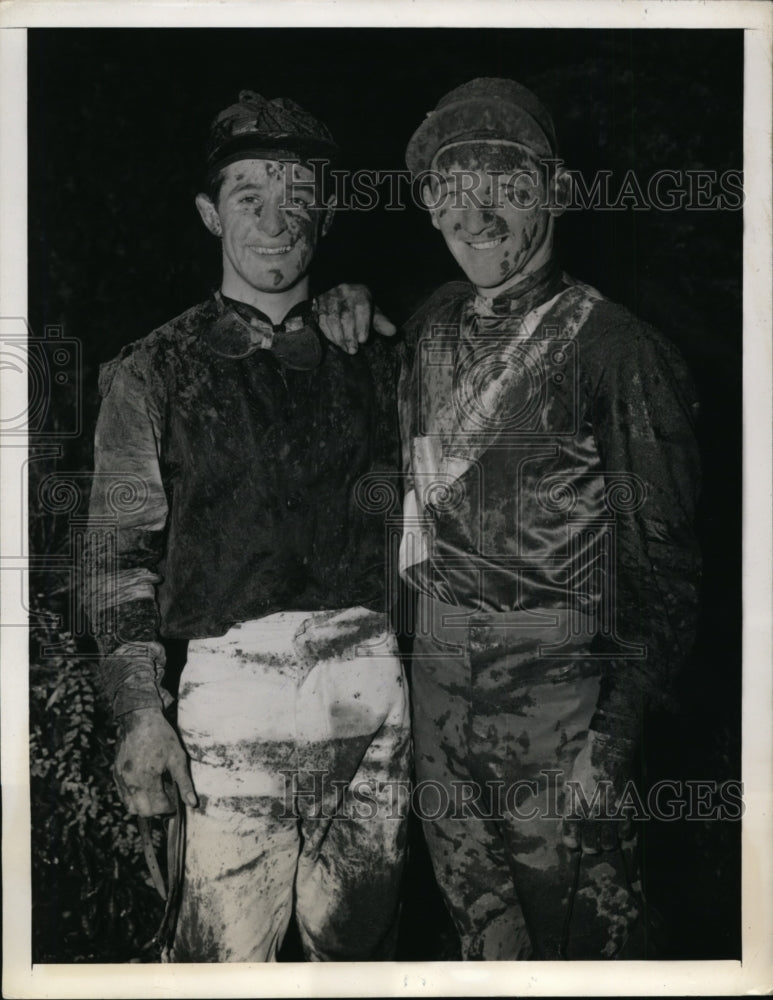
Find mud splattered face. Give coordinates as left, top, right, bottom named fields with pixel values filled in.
left=426, top=141, right=554, bottom=293
left=198, top=159, right=325, bottom=299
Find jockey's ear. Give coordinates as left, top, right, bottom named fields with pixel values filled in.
left=320, top=193, right=336, bottom=238
left=420, top=174, right=446, bottom=231
left=195, top=193, right=223, bottom=237
left=547, top=162, right=571, bottom=219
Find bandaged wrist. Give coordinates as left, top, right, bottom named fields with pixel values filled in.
left=99, top=641, right=173, bottom=718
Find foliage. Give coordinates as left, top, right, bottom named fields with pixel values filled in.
left=29, top=604, right=164, bottom=963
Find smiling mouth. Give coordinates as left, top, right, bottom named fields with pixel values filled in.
left=249, top=245, right=293, bottom=256
left=468, top=237, right=507, bottom=251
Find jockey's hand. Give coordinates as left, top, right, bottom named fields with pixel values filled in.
left=561, top=730, right=637, bottom=854
left=113, top=707, right=197, bottom=816
left=317, top=283, right=396, bottom=354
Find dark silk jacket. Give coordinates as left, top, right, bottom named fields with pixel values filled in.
left=85, top=293, right=397, bottom=669
left=397, top=264, right=702, bottom=733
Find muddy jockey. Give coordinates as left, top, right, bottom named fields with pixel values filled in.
left=328, top=77, right=702, bottom=959
left=397, top=77, right=702, bottom=960
left=83, top=91, right=411, bottom=962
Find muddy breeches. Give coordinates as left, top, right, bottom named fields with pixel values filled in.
left=411, top=596, right=646, bottom=960
left=169, top=607, right=411, bottom=962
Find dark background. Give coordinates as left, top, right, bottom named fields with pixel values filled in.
left=28, top=28, right=742, bottom=962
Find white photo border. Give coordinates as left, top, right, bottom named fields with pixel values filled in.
left=2, top=1, right=771, bottom=996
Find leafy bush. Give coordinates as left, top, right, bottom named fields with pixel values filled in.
left=29, top=606, right=164, bottom=963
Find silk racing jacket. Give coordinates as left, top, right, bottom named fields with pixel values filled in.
left=397, top=263, right=702, bottom=736
left=83, top=293, right=397, bottom=716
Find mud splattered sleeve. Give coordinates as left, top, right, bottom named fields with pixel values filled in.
left=396, top=283, right=470, bottom=488
left=585, top=316, right=702, bottom=738
left=83, top=346, right=173, bottom=717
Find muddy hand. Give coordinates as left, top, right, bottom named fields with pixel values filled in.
left=317, top=282, right=396, bottom=353
left=561, top=730, right=636, bottom=854
left=113, top=707, right=198, bottom=816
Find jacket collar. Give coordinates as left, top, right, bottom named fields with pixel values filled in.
left=203, top=291, right=324, bottom=369
left=470, top=259, right=563, bottom=320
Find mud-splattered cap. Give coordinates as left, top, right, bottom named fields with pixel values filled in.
left=206, top=90, right=339, bottom=176
left=405, top=77, right=557, bottom=173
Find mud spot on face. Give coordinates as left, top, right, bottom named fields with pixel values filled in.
left=294, top=243, right=311, bottom=275
left=520, top=217, right=540, bottom=255
left=270, top=269, right=283, bottom=286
